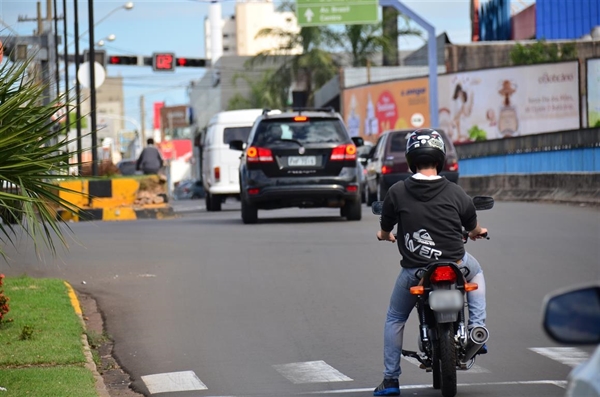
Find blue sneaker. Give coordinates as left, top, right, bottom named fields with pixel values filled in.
left=373, top=378, right=400, bottom=396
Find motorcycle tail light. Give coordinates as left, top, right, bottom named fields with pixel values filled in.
left=464, top=282, right=478, bottom=292
left=381, top=165, right=393, bottom=174
left=430, top=265, right=457, bottom=283
left=410, top=286, right=425, bottom=295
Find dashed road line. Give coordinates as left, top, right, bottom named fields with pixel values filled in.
left=141, top=371, right=207, bottom=394
left=529, top=347, right=590, bottom=367
left=273, top=360, right=353, bottom=384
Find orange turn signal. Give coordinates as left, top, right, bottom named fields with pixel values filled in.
left=410, top=286, right=425, bottom=295
left=464, top=283, right=478, bottom=292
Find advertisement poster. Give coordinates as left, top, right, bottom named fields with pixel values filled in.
left=342, top=78, right=430, bottom=142
left=587, top=58, right=600, bottom=128
left=438, top=61, right=580, bottom=143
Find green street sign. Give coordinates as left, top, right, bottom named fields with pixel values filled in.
left=296, top=0, right=379, bottom=27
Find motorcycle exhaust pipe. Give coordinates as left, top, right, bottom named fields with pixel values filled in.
left=460, top=326, right=489, bottom=364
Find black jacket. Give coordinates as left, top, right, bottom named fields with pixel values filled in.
left=380, top=176, right=478, bottom=268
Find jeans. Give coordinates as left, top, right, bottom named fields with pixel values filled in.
left=382, top=252, right=486, bottom=379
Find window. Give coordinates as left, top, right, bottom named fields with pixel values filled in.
left=390, top=133, right=408, bottom=153
left=253, top=119, right=347, bottom=146
left=223, top=126, right=252, bottom=144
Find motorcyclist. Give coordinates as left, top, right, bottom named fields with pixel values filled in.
left=373, top=128, right=489, bottom=396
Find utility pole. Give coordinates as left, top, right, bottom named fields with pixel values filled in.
left=140, top=95, right=146, bottom=148
left=16, top=0, right=59, bottom=106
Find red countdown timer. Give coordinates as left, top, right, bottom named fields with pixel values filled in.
left=152, top=53, right=176, bottom=72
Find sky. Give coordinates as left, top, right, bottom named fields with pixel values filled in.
left=0, top=0, right=534, bottom=130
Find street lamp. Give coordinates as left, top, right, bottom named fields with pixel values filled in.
left=96, top=34, right=116, bottom=47
left=76, top=2, right=134, bottom=43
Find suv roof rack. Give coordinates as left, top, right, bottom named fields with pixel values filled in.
left=290, top=107, right=336, bottom=115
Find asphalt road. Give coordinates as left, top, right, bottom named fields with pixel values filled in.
left=1, top=199, right=599, bottom=397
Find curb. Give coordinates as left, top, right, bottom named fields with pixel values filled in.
left=58, top=205, right=176, bottom=222
left=64, top=282, right=111, bottom=397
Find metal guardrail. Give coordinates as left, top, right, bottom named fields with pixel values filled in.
left=455, top=128, right=600, bottom=159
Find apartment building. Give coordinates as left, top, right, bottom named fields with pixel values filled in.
left=204, top=0, right=299, bottom=60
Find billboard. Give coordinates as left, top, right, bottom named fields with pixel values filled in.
left=438, top=61, right=580, bottom=143
left=342, top=77, right=430, bottom=142
left=587, top=58, right=600, bottom=128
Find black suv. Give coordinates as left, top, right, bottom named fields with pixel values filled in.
left=363, top=128, right=459, bottom=205
left=229, top=108, right=363, bottom=224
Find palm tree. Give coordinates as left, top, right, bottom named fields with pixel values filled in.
left=247, top=3, right=340, bottom=108
left=341, top=21, right=422, bottom=67
left=0, top=57, right=83, bottom=259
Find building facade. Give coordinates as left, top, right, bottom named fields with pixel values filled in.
left=204, top=0, right=299, bottom=60
left=536, top=0, right=600, bottom=40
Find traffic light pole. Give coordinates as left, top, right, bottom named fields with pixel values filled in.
left=74, top=0, right=83, bottom=174
left=88, top=0, right=99, bottom=176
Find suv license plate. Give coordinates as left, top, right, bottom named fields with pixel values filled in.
left=288, top=156, right=316, bottom=166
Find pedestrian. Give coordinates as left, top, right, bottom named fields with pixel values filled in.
left=373, top=128, right=489, bottom=396
left=136, top=138, right=164, bottom=175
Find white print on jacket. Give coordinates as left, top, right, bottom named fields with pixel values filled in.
left=405, top=229, right=442, bottom=260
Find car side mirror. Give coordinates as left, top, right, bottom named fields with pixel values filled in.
left=351, top=137, right=365, bottom=147
left=542, top=284, right=600, bottom=345
left=229, top=140, right=245, bottom=151
left=473, top=196, right=494, bottom=211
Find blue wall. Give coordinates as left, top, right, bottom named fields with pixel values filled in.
left=459, top=148, right=600, bottom=176
left=536, top=0, right=600, bottom=40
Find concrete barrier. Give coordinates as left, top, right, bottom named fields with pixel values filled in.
left=57, top=178, right=174, bottom=222
left=459, top=173, right=600, bottom=205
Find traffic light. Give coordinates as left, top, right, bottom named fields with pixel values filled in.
left=176, top=57, right=207, bottom=68
left=152, top=52, right=175, bottom=72
left=107, top=55, right=138, bottom=66
left=84, top=49, right=106, bottom=67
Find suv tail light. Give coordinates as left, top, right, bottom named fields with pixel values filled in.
left=330, top=144, right=357, bottom=161
left=214, top=166, right=220, bottom=182
left=430, top=265, right=457, bottom=283
left=247, top=146, right=274, bottom=163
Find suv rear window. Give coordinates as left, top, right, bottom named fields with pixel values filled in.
left=253, top=118, right=348, bottom=146
left=223, top=126, right=252, bottom=144
left=389, top=133, right=408, bottom=153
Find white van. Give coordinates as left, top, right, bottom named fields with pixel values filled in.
left=201, top=109, right=279, bottom=211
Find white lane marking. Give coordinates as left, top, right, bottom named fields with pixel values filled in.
left=530, top=347, right=590, bottom=368
left=402, top=356, right=490, bottom=373
left=303, top=380, right=568, bottom=394
left=273, top=360, right=353, bottom=384
left=141, top=370, right=207, bottom=394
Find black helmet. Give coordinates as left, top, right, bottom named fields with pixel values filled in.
left=405, top=128, right=446, bottom=173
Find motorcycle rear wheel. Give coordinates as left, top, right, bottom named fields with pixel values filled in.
left=432, top=343, right=441, bottom=390
left=439, top=323, right=457, bottom=397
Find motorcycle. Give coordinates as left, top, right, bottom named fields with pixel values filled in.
left=371, top=195, right=494, bottom=397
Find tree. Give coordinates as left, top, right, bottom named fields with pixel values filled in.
left=248, top=1, right=340, bottom=107
left=340, top=22, right=421, bottom=67
left=510, top=40, right=577, bottom=65
left=0, top=57, right=82, bottom=259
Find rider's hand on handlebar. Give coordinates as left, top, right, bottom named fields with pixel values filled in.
left=377, top=230, right=396, bottom=243
left=468, top=227, right=488, bottom=241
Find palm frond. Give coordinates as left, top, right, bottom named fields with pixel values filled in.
left=0, top=56, right=88, bottom=260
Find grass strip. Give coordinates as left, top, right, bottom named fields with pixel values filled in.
left=0, top=367, right=97, bottom=397
left=0, top=276, right=98, bottom=396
